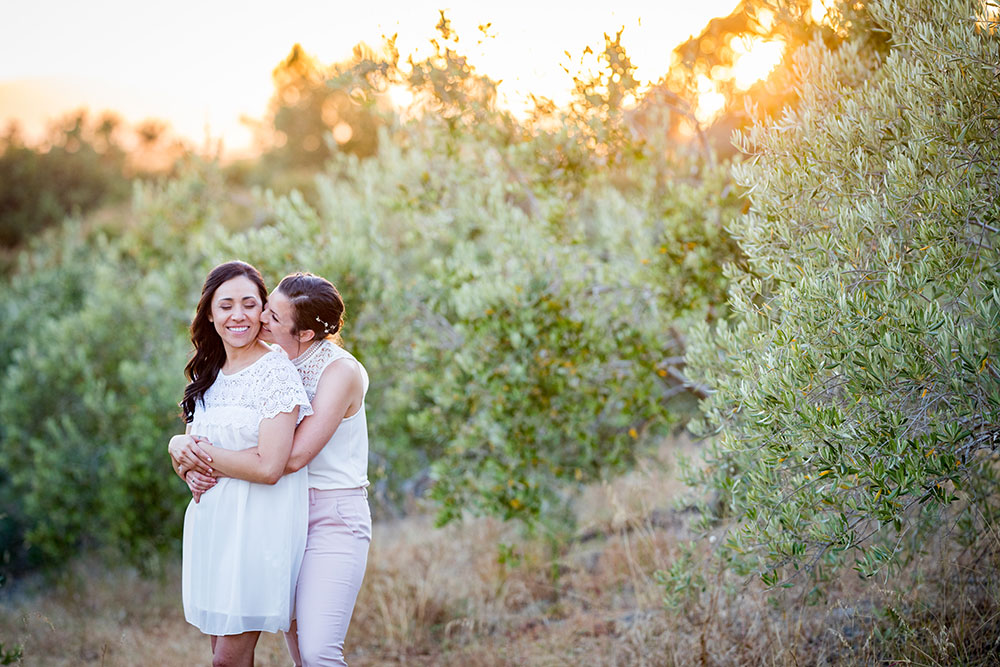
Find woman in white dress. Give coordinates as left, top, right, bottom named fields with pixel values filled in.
left=172, top=272, right=372, bottom=667
left=168, top=261, right=313, bottom=667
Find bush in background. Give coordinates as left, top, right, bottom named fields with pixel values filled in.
left=684, top=0, right=1000, bottom=586
left=0, top=28, right=743, bottom=570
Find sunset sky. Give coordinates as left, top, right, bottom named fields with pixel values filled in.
left=0, top=0, right=743, bottom=157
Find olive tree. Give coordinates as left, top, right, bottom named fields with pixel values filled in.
left=685, top=0, right=1000, bottom=584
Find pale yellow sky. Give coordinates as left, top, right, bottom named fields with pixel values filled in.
left=0, top=0, right=741, bottom=156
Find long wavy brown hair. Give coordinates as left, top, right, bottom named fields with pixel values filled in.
left=181, top=261, right=267, bottom=422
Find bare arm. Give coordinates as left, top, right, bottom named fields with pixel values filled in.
left=196, top=407, right=300, bottom=485
left=284, top=359, right=364, bottom=473
left=235, top=359, right=363, bottom=475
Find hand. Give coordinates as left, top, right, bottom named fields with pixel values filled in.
left=191, top=435, right=228, bottom=478
left=169, top=434, right=215, bottom=477
left=185, top=471, right=203, bottom=504
left=185, top=469, right=218, bottom=503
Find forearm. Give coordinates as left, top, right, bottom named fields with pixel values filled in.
left=285, top=442, right=313, bottom=474
left=201, top=444, right=285, bottom=484
left=196, top=409, right=298, bottom=484
left=238, top=446, right=306, bottom=475
left=285, top=417, right=335, bottom=473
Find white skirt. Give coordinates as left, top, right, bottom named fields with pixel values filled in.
left=182, top=469, right=308, bottom=635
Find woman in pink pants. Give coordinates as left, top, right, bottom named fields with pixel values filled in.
left=172, top=272, right=371, bottom=667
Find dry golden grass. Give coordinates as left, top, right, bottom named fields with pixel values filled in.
left=2, top=436, right=999, bottom=665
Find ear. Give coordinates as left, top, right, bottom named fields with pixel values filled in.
left=299, top=329, right=316, bottom=343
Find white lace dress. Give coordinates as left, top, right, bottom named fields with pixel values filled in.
left=181, top=350, right=313, bottom=636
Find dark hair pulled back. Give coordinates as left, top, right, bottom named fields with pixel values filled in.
left=277, top=272, right=346, bottom=347
left=181, top=261, right=268, bottom=422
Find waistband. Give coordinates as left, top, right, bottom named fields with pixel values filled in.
left=309, top=486, right=368, bottom=502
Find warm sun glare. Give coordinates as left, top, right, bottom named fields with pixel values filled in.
left=811, top=0, right=837, bottom=25
left=1, top=0, right=763, bottom=155
left=694, top=75, right=727, bottom=125
left=387, top=84, right=415, bottom=111
left=691, top=35, right=786, bottom=125
left=730, top=37, right=786, bottom=90
left=978, top=0, right=1000, bottom=31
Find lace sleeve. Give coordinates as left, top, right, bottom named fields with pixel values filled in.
left=254, top=353, right=314, bottom=424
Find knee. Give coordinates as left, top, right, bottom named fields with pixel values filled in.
left=212, top=651, right=254, bottom=667
left=298, top=640, right=345, bottom=667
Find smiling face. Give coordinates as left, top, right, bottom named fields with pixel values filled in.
left=209, top=275, right=263, bottom=352
left=260, top=287, right=314, bottom=358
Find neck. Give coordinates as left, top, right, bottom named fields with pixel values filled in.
left=223, top=340, right=265, bottom=370
left=286, top=338, right=319, bottom=361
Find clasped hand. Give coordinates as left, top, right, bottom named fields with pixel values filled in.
left=168, top=434, right=219, bottom=503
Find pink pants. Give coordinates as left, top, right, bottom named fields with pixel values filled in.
left=285, top=487, right=371, bottom=667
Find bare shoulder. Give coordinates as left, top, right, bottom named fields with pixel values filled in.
left=318, top=356, right=363, bottom=390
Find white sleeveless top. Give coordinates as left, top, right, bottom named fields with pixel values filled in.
left=291, top=338, right=370, bottom=490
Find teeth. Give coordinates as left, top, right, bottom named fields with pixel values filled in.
left=229, top=326, right=250, bottom=333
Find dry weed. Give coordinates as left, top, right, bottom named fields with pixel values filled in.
left=2, top=435, right=999, bottom=665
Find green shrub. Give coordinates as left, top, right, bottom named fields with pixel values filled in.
left=0, top=26, right=745, bottom=569
left=0, top=167, right=230, bottom=568
left=0, top=112, right=138, bottom=250
left=685, top=0, right=1000, bottom=584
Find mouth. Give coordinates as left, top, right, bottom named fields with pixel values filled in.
left=228, top=326, right=251, bottom=334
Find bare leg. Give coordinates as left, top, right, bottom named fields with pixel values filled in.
left=284, top=621, right=303, bottom=667
left=211, top=631, right=261, bottom=667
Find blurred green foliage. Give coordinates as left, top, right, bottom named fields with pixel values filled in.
left=0, top=111, right=184, bottom=256
left=0, top=14, right=743, bottom=572
left=0, top=114, right=125, bottom=249
left=2, top=2, right=994, bottom=615
left=680, top=0, right=1000, bottom=587
left=0, top=165, right=230, bottom=570
left=264, top=43, right=381, bottom=168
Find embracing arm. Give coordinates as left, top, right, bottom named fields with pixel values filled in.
left=284, top=359, right=364, bottom=473
left=196, top=407, right=300, bottom=485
